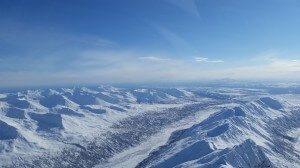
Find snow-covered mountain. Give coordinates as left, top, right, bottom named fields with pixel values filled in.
left=0, top=85, right=299, bottom=168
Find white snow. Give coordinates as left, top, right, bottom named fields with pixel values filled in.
left=0, top=86, right=299, bottom=168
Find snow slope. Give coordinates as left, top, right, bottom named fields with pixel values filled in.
left=0, top=85, right=299, bottom=168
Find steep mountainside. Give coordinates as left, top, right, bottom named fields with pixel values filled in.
left=0, top=86, right=299, bottom=168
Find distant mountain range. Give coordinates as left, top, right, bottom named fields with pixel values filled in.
left=0, top=85, right=299, bottom=167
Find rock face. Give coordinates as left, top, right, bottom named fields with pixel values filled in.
left=259, top=97, right=283, bottom=110
left=80, top=105, right=106, bottom=114
left=206, top=123, right=229, bottom=137
left=152, top=140, right=214, bottom=168
left=177, top=139, right=274, bottom=168
left=0, top=120, right=18, bottom=140
left=57, top=107, right=84, bottom=117
left=6, top=108, right=26, bottom=119
left=222, top=139, right=274, bottom=168
left=40, top=94, right=66, bottom=108
left=5, top=96, right=30, bottom=109
left=29, top=113, right=63, bottom=130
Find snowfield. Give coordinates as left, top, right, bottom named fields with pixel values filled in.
left=0, top=85, right=299, bottom=168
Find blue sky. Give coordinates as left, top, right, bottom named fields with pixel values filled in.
left=1, top=0, right=300, bottom=87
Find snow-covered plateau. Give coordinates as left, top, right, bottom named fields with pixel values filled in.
left=0, top=85, right=299, bottom=168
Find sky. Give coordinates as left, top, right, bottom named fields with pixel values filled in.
left=1, top=0, right=300, bottom=87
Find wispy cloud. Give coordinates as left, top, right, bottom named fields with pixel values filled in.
left=194, top=57, right=224, bottom=63
left=139, top=56, right=171, bottom=62
left=268, top=58, right=300, bottom=72
left=165, top=0, right=200, bottom=17
left=0, top=21, right=117, bottom=59
left=1, top=26, right=300, bottom=89
left=214, top=57, right=300, bottom=79
left=151, top=24, right=196, bottom=53
left=1, top=52, right=300, bottom=87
